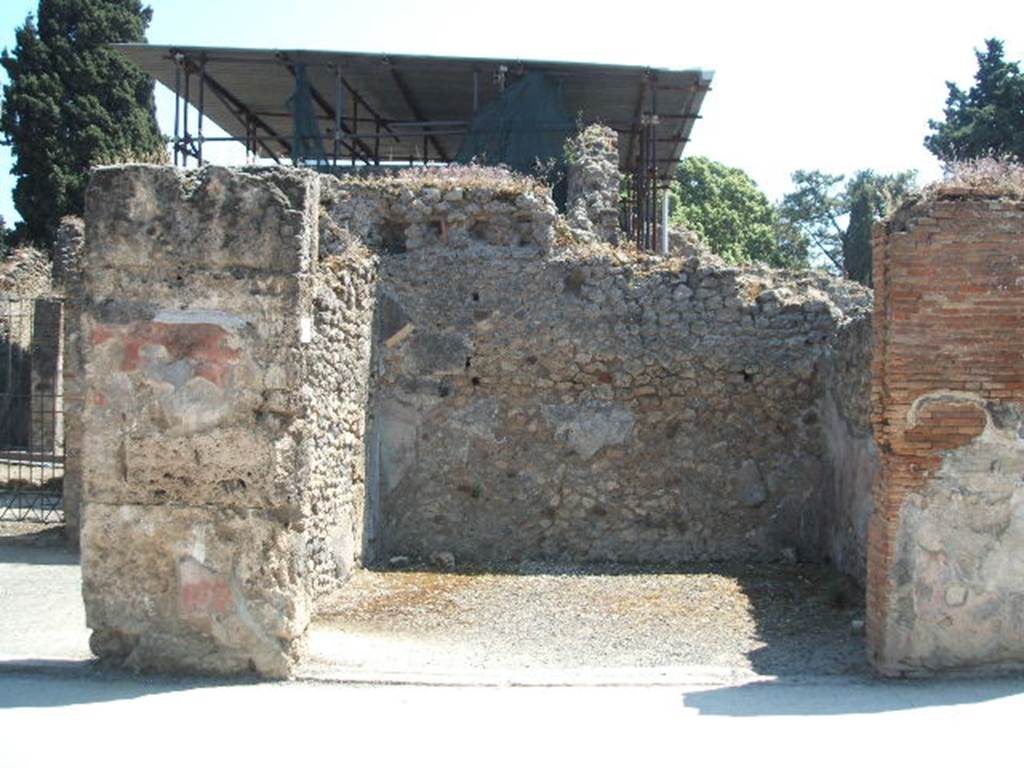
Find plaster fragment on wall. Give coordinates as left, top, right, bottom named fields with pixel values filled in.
left=542, top=403, right=634, bottom=459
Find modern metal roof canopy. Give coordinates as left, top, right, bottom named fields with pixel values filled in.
left=114, top=43, right=714, bottom=249
left=117, top=44, right=712, bottom=174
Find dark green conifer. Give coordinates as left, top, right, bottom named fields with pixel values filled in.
left=1, top=0, right=164, bottom=243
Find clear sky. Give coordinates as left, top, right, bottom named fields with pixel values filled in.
left=2, top=0, right=1023, bottom=227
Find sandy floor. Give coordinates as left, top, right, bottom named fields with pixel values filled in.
left=308, top=563, right=868, bottom=681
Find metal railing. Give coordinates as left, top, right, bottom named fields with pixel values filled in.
left=0, top=296, right=64, bottom=523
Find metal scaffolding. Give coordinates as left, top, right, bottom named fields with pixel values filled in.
left=123, top=45, right=713, bottom=251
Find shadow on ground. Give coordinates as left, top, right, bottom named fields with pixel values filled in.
left=734, top=565, right=867, bottom=677
left=0, top=523, right=76, bottom=565
left=6, top=537, right=1019, bottom=715
left=682, top=676, right=1024, bottom=716
left=0, top=669, right=260, bottom=709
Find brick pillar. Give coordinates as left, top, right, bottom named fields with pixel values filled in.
left=868, top=186, right=1024, bottom=675
left=72, top=165, right=361, bottom=677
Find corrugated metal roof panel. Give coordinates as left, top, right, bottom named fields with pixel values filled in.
left=114, top=43, right=712, bottom=177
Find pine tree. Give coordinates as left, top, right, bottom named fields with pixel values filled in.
left=924, top=39, right=1024, bottom=163
left=778, top=169, right=915, bottom=285
left=1, top=0, right=164, bottom=243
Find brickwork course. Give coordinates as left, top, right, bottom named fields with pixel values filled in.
left=869, top=181, right=1024, bottom=675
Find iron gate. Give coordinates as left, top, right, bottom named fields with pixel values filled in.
left=0, top=296, right=64, bottom=523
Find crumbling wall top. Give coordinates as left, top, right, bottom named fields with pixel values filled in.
left=565, top=124, right=621, bottom=245
left=85, top=164, right=320, bottom=275
left=0, top=246, right=52, bottom=297
left=882, top=159, right=1024, bottom=236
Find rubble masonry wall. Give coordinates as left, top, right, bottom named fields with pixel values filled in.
left=73, top=159, right=875, bottom=677
left=73, top=166, right=375, bottom=676
left=319, top=169, right=874, bottom=568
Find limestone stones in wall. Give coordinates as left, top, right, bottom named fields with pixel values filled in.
left=51, top=215, right=85, bottom=291
left=319, top=166, right=558, bottom=258
left=890, top=403, right=1024, bottom=667
left=736, top=459, right=768, bottom=508
left=565, top=124, right=621, bottom=244
left=542, top=403, right=635, bottom=460
left=0, top=245, right=52, bottom=297
left=74, top=165, right=377, bottom=677
left=347, top=169, right=875, bottom=566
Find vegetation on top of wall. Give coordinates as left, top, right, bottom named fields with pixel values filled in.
left=933, top=158, right=1024, bottom=198
left=884, top=159, right=1024, bottom=231
left=340, top=163, right=552, bottom=199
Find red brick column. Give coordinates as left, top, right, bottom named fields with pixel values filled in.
left=869, top=187, right=1024, bottom=674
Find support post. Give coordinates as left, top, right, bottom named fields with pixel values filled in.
left=351, top=94, right=358, bottom=167
left=334, top=64, right=343, bottom=166
left=183, top=68, right=191, bottom=168
left=661, top=188, right=669, bottom=255
left=173, top=57, right=181, bottom=167
left=197, top=56, right=206, bottom=165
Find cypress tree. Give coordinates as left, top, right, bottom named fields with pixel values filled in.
left=1, top=0, right=164, bottom=243
left=841, top=189, right=874, bottom=286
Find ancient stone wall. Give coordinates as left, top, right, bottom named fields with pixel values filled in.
left=869, top=185, right=1024, bottom=675
left=305, top=211, right=377, bottom=593
left=74, top=165, right=375, bottom=676
left=72, top=158, right=877, bottom=678
left=565, top=124, right=620, bottom=244
left=0, top=246, right=52, bottom=297
left=0, top=241, right=66, bottom=511
left=51, top=216, right=85, bottom=291
left=55, top=217, right=86, bottom=544
left=820, top=314, right=876, bottom=582
left=320, top=169, right=873, bottom=568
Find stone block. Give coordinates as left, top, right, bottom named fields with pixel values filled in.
left=81, top=502, right=308, bottom=677
left=85, top=165, right=318, bottom=274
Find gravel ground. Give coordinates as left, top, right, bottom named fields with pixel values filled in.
left=310, top=563, right=868, bottom=679
left=0, top=521, right=868, bottom=681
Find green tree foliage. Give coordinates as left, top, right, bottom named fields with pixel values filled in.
left=778, top=170, right=916, bottom=285
left=924, top=39, right=1024, bottom=163
left=843, top=186, right=875, bottom=285
left=671, top=156, right=802, bottom=268
left=1, top=0, right=164, bottom=243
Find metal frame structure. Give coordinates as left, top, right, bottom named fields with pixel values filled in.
left=0, top=297, right=65, bottom=523
left=118, top=45, right=713, bottom=252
